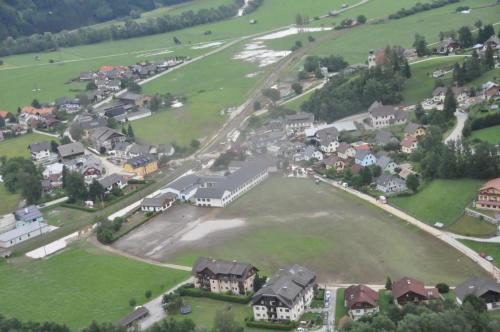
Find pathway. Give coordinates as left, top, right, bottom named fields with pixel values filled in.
left=37, top=196, right=68, bottom=208
left=444, top=110, right=468, bottom=144
left=315, top=176, right=500, bottom=281
left=32, top=128, right=60, bottom=138
left=448, top=233, right=500, bottom=244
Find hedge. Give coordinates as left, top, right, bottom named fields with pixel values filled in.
left=179, top=287, right=252, bottom=304
left=110, top=212, right=157, bottom=242
left=246, top=320, right=298, bottom=330
left=60, top=203, right=96, bottom=212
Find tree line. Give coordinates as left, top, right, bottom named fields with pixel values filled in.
left=388, top=0, right=460, bottom=20
left=0, top=0, right=262, bottom=57
left=300, top=46, right=410, bottom=123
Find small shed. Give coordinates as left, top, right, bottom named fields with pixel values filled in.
left=117, top=306, right=149, bottom=328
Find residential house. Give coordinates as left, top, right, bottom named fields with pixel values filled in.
left=392, top=277, right=439, bottom=305
left=58, top=142, right=85, bottom=160
left=354, top=150, right=376, bottom=167
left=42, top=163, right=64, bottom=188
left=55, top=96, right=80, bottom=113
left=127, top=143, right=155, bottom=158
left=344, top=285, right=379, bottom=320
left=98, top=173, right=127, bottom=193
left=436, top=38, right=459, bottom=54
left=368, top=101, right=407, bottom=128
left=337, top=143, right=356, bottom=160
left=401, top=137, right=418, bottom=154
left=90, top=127, right=126, bottom=152
left=303, top=146, right=323, bottom=161
left=0, top=221, right=51, bottom=248
left=158, top=143, right=175, bottom=157
left=123, top=154, right=158, bottom=178
left=376, top=156, right=398, bottom=174
left=432, top=86, right=469, bottom=104
left=483, top=35, right=500, bottom=51
left=368, top=49, right=385, bottom=68
left=106, top=80, right=121, bottom=91
left=162, top=174, right=202, bottom=201
left=323, top=156, right=345, bottom=172
left=0, top=110, right=12, bottom=122
left=28, top=141, right=52, bottom=163
left=482, top=81, right=500, bottom=100
left=315, top=127, right=339, bottom=153
left=404, top=123, right=426, bottom=139
left=376, top=175, right=407, bottom=193
left=78, top=115, right=107, bottom=136
left=14, top=205, right=44, bottom=228
left=251, top=264, right=316, bottom=322
left=475, top=178, right=500, bottom=211
left=141, top=193, right=177, bottom=212
left=81, top=155, right=104, bottom=183
left=192, top=257, right=258, bottom=295
left=455, top=276, right=500, bottom=311
left=398, top=163, right=416, bottom=180
left=21, top=106, right=54, bottom=116
left=117, top=92, right=151, bottom=107
left=285, top=112, right=314, bottom=133
left=194, top=161, right=268, bottom=208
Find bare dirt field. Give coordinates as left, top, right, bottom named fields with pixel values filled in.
left=113, top=176, right=488, bottom=285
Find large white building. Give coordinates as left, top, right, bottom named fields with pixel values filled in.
left=194, top=161, right=268, bottom=208
left=251, top=265, right=316, bottom=322
left=368, top=101, right=407, bottom=128
left=0, top=222, right=51, bottom=248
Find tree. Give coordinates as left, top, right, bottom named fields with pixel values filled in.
left=402, top=59, right=411, bottom=78
left=253, top=100, right=261, bottom=110
left=458, top=26, right=473, bottom=47
left=31, top=99, right=41, bottom=108
left=443, top=86, right=457, bottom=119
left=436, top=283, right=450, bottom=294
left=295, top=13, right=303, bottom=28
left=86, top=81, right=97, bottom=91
left=483, top=45, right=495, bottom=70
left=21, top=174, right=42, bottom=203
left=126, top=81, right=142, bottom=93
left=88, top=180, right=105, bottom=203
left=357, top=15, right=367, bottom=24
left=0, top=117, right=5, bottom=129
left=361, top=167, right=372, bottom=185
left=190, top=139, right=200, bottom=149
left=107, top=117, right=118, bottom=129
left=145, top=290, right=152, bottom=299
left=307, top=35, right=315, bottom=42
left=261, top=88, right=280, bottom=105
left=65, top=171, right=87, bottom=202
left=413, top=33, right=428, bottom=57
left=50, top=140, right=59, bottom=153
left=385, top=276, right=392, bottom=290
left=70, top=123, right=83, bottom=140
left=150, top=94, right=161, bottom=111
left=406, top=174, right=419, bottom=192
left=463, top=294, right=487, bottom=312
left=128, top=298, right=136, bottom=307
left=213, top=309, right=244, bottom=332
left=173, top=36, right=181, bottom=44
left=127, top=124, right=135, bottom=139
left=291, top=82, right=303, bottom=95
left=415, top=104, right=425, bottom=123
left=474, top=20, right=482, bottom=29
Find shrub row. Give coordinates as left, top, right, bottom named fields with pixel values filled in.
left=245, top=320, right=298, bottom=331
left=178, top=287, right=252, bottom=304
left=60, top=203, right=96, bottom=212
left=110, top=212, right=157, bottom=242
left=388, top=0, right=459, bottom=20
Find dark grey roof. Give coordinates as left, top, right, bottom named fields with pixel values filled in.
left=117, top=306, right=149, bottom=326
left=252, top=264, right=316, bottom=308
left=15, top=205, right=43, bottom=222
left=90, top=127, right=125, bottom=143
left=355, top=150, right=372, bottom=160
left=376, top=156, right=395, bottom=169
left=368, top=101, right=398, bottom=118
left=78, top=116, right=107, bottom=130
left=125, top=154, right=156, bottom=168
left=455, top=276, right=500, bottom=302
left=29, top=141, right=50, bottom=153
left=118, top=92, right=144, bottom=102
left=58, top=142, right=85, bottom=158
left=285, top=112, right=314, bottom=124
left=129, top=143, right=151, bottom=155
left=192, top=257, right=255, bottom=278
left=165, top=174, right=202, bottom=192
left=98, top=173, right=125, bottom=188
left=376, top=174, right=405, bottom=187
left=141, top=193, right=176, bottom=208
left=375, top=131, right=396, bottom=145
left=404, top=123, right=421, bottom=134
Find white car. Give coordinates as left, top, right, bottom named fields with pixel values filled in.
left=325, top=290, right=331, bottom=299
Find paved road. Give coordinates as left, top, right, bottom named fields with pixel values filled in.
left=448, top=233, right=500, bottom=244
left=444, top=110, right=468, bottom=144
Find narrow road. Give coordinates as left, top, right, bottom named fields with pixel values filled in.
left=448, top=233, right=500, bottom=244
left=444, top=110, right=468, bottom=144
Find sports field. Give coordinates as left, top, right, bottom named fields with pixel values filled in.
left=391, top=179, right=483, bottom=227
left=0, top=242, right=189, bottom=329
left=129, top=177, right=488, bottom=285
left=470, top=125, right=500, bottom=145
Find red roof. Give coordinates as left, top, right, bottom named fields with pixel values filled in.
left=344, top=285, right=379, bottom=309
left=392, top=277, right=439, bottom=300
left=21, top=106, right=54, bottom=115
left=0, top=111, right=11, bottom=118
left=99, top=65, right=115, bottom=72
left=401, top=137, right=417, bottom=148
left=354, top=144, right=370, bottom=151
left=480, top=178, right=500, bottom=191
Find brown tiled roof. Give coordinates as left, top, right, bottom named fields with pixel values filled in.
left=480, top=178, right=500, bottom=191
left=392, top=277, right=439, bottom=300
left=344, top=285, right=379, bottom=309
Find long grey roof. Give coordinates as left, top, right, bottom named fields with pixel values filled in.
left=285, top=112, right=314, bottom=124
left=376, top=174, right=405, bottom=187
left=376, top=156, right=394, bottom=169
left=141, top=193, right=176, bottom=208
left=29, top=141, right=50, bottom=153
left=117, top=306, right=149, bottom=326
left=0, top=222, right=48, bottom=242
left=455, top=276, right=500, bottom=301
left=375, top=131, right=396, bottom=145
left=355, top=150, right=373, bottom=160
left=368, top=101, right=398, bottom=118
left=192, top=257, right=255, bottom=278
left=252, top=264, right=316, bottom=308
left=15, top=205, right=43, bottom=222
left=98, top=173, right=125, bottom=188
left=58, top=142, right=85, bottom=158
left=125, top=154, right=156, bottom=168
left=90, top=127, right=124, bottom=143
left=165, top=174, right=202, bottom=192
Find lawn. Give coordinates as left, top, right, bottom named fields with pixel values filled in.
left=447, top=215, right=497, bottom=237
left=0, top=183, right=20, bottom=215
left=378, top=289, right=392, bottom=313
left=335, top=288, right=347, bottom=327
left=0, top=242, right=190, bottom=329
left=390, top=179, right=483, bottom=226
left=470, top=125, right=500, bottom=145
left=459, top=240, right=500, bottom=267
left=0, top=133, right=58, bottom=159
left=169, top=177, right=488, bottom=285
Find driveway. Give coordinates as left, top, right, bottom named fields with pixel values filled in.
left=444, top=110, right=468, bottom=144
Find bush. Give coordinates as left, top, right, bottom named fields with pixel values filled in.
left=129, top=298, right=136, bottom=307
left=145, top=290, right=152, bottom=299
left=436, top=283, right=450, bottom=294
left=178, top=287, right=252, bottom=304
left=246, top=319, right=298, bottom=330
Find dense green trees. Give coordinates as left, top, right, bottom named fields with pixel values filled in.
left=64, top=171, right=87, bottom=202
left=302, top=55, right=348, bottom=74
left=457, top=26, right=473, bottom=48
left=388, top=0, right=459, bottom=20
left=0, top=157, right=42, bottom=204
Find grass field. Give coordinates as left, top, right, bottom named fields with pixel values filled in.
left=447, top=215, right=497, bottom=237
left=459, top=240, right=500, bottom=267
left=470, top=125, right=500, bottom=145
left=169, top=177, right=488, bottom=284
left=0, top=242, right=189, bottom=329
left=378, top=290, right=392, bottom=313
left=0, top=132, right=57, bottom=159
left=391, top=179, right=483, bottom=227
left=0, top=183, right=20, bottom=215
left=335, top=288, right=347, bottom=327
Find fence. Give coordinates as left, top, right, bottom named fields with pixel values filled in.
left=464, top=207, right=499, bottom=224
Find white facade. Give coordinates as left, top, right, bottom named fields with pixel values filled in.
left=253, top=286, right=314, bottom=322
left=0, top=222, right=51, bottom=248
left=355, top=153, right=376, bottom=167
left=196, top=274, right=256, bottom=294
left=349, top=306, right=379, bottom=320
left=320, top=140, right=340, bottom=153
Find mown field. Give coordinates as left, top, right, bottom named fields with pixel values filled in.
left=470, top=125, right=500, bottom=144
left=169, top=177, right=488, bottom=285
left=460, top=240, right=500, bottom=267
left=447, top=215, right=497, bottom=237
left=0, top=242, right=189, bottom=329
left=0, top=183, right=20, bottom=215
left=0, top=132, right=57, bottom=159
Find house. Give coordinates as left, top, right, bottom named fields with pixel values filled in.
left=475, top=178, right=500, bottom=211
left=376, top=156, right=398, bottom=174
left=368, top=49, right=385, bottom=68
left=194, top=161, right=268, bottom=208
left=106, top=80, right=121, bottom=91
left=368, top=101, right=407, bottom=128
left=21, top=106, right=54, bottom=116
left=89, top=127, right=126, bottom=152
left=141, top=193, right=176, bottom=212
left=80, top=155, right=104, bottom=183
left=401, top=137, right=418, bottom=154
left=58, top=142, right=85, bottom=160
left=315, top=127, right=339, bottom=153
left=123, top=154, right=158, bottom=178
left=14, top=205, right=44, bottom=228
left=285, top=112, right=314, bottom=133
left=117, top=306, right=149, bottom=328
left=482, top=81, right=500, bottom=100
left=455, top=276, right=500, bottom=311
left=398, top=163, right=416, bottom=180
left=344, top=285, right=379, bottom=320
left=78, top=115, right=108, bottom=136
left=337, top=143, right=356, bottom=160
left=251, top=264, right=316, bottom=322
left=192, top=257, right=258, bottom=295
left=42, top=163, right=64, bottom=188
left=98, top=173, right=127, bottom=193
left=28, top=141, right=52, bottom=163
left=162, top=174, right=202, bottom=201
left=392, top=277, right=439, bottom=305
left=483, top=35, right=500, bottom=51
left=0, top=110, right=12, bottom=122
left=55, top=96, right=80, bottom=113
left=127, top=143, right=155, bottom=158
left=79, top=71, right=94, bottom=81
left=404, top=123, right=426, bottom=139
left=376, top=174, right=407, bottom=193
left=157, top=143, right=175, bottom=157
left=354, top=150, right=376, bottom=167
left=323, top=156, right=345, bottom=171
left=436, top=38, right=459, bottom=54
left=303, top=146, right=323, bottom=161
left=0, top=222, right=51, bottom=248
left=432, top=86, right=469, bottom=104
left=117, top=92, right=151, bottom=107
